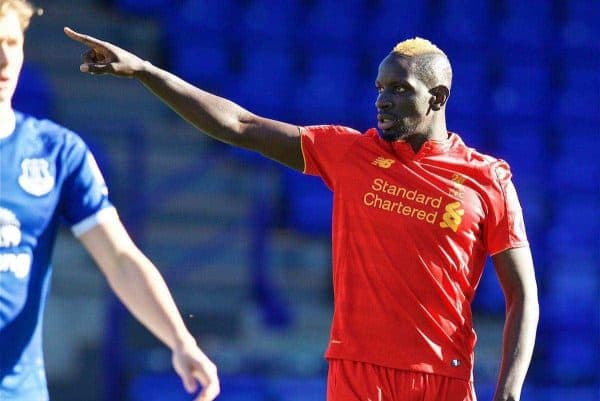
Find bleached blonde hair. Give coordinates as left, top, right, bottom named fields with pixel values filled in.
left=390, top=37, right=452, bottom=90
left=0, top=0, right=42, bottom=31
left=392, top=37, right=447, bottom=58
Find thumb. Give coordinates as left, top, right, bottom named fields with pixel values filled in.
left=178, top=368, right=199, bottom=394
left=81, top=63, right=113, bottom=75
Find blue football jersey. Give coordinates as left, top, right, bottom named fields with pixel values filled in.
left=0, top=111, right=114, bottom=400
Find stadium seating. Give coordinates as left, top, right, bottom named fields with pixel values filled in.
left=560, top=0, right=600, bottom=59
left=491, top=63, right=551, bottom=118
left=236, top=48, right=296, bottom=119
left=114, top=0, right=174, bottom=17
left=361, top=1, right=428, bottom=59
left=281, top=169, right=332, bottom=236
left=551, top=128, right=598, bottom=193
left=241, top=0, right=301, bottom=47
left=543, top=262, right=598, bottom=330
left=128, top=373, right=328, bottom=401
left=446, top=59, right=489, bottom=117
left=472, top=260, right=505, bottom=314
left=438, top=0, right=491, bottom=48
left=547, top=333, right=599, bottom=384
left=557, top=67, right=598, bottom=120
left=497, top=0, right=553, bottom=51
left=493, top=121, right=546, bottom=168
left=294, top=53, right=359, bottom=124
left=302, top=0, right=363, bottom=47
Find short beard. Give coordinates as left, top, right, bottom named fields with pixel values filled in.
left=378, top=124, right=416, bottom=142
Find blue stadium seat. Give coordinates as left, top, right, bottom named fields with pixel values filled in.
left=128, top=374, right=268, bottom=401
left=513, top=186, right=546, bottom=237
left=535, top=387, right=600, bottom=401
left=547, top=195, right=599, bottom=249
left=497, top=0, right=552, bottom=50
left=348, top=79, right=377, bottom=132
left=115, top=0, right=174, bottom=17
left=361, top=2, right=428, bottom=58
left=553, top=152, right=598, bottom=193
left=237, top=48, right=296, bottom=118
left=218, top=375, right=268, bottom=401
left=492, top=121, right=547, bottom=186
left=302, top=0, right=363, bottom=47
left=552, top=128, right=599, bottom=192
left=448, top=60, right=489, bottom=117
left=12, top=62, right=54, bottom=119
left=162, top=2, right=239, bottom=87
left=546, top=219, right=600, bottom=257
left=446, top=117, right=491, bottom=153
left=543, top=261, right=599, bottom=330
left=472, top=260, right=504, bottom=314
left=547, top=333, right=599, bottom=384
left=476, top=383, right=537, bottom=401
left=174, top=0, right=239, bottom=33
left=474, top=383, right=495, bottom=401
left=242, top=0, right=301, bottom=46
left=491, top=64, right=550, bottom=118
left=294, top=53, right=359, bottom=124
left=282, top=169, right=332, bottom=235
left=439, top=0, right=491, bottom=47
left=560, top=0, right=600, bottom=62
left=165, top=34, right=231, bottom=87
left=128, top=373, right=198, bottom=401
left=268, top=377, right=326, bottom=401
left=558, top=67, right=598, bottom=119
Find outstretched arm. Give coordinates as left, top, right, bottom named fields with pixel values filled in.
left=63, top=27, right=304, bottom=171
left=491, top=246, right=539, bottom=401
left=78, top=213, right=219, bottom=401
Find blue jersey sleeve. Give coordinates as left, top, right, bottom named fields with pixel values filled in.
left=58, top=133, right=114, bottom=235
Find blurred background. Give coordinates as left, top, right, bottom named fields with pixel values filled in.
left=14, top=0, right=598, bottom=400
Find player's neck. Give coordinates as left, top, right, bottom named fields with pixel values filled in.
left=405, top=118, right=448, bottom=153
left=0, top=105, right=16, bottom=139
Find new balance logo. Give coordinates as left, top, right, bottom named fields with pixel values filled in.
left=372, top=157, right=395, bottom=168
left=439, top=201, right=464, bottom=232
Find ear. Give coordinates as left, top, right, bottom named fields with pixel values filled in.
left=429, top=85, right=449, bottom=111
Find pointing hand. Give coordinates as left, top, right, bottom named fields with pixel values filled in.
left=64, top=27, right=146, bottom=77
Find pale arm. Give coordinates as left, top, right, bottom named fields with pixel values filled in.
left=78, top=212, right=219, bottom=401
left=63, top=27, right=304, bottom=171
left=491, top=246, right=539, bottom=401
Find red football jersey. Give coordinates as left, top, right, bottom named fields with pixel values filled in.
left=300, top=126, right=528, bottom=381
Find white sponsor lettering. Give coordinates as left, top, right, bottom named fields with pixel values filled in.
left=0, top=224, right=21, bottom=247
left=0, top=253, right=32, bottom=279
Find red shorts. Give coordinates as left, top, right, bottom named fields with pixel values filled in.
left=327, top=359, right=476, bottom=401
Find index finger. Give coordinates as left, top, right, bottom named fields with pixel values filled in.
left=195, top=380, right=220, bottom=401
left=63, top=27, right=106, bottom=49
left=194, top=372, right=220, bottom=401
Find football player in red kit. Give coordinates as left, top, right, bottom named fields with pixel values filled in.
left=65, top=29, right=539, bottom=401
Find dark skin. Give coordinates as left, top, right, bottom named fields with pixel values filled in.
left=375, top=53, right=450, bottom=152
left=64, top=27, right=539, bottom=401
left=63, top=29, right=450, bottom=166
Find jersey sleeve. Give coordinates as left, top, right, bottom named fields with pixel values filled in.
left=483, top=160, right=529, bottom=255
left=300, top=125, right=362, bottom=189
left=59, top=133, right=114, bottom=236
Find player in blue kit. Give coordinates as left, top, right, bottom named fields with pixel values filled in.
left=0, top=1, right=220, bottom=400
